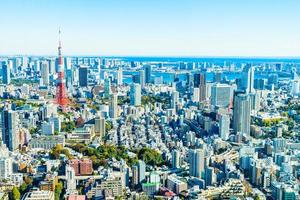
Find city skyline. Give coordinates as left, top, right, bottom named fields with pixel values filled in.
left=1, top=0, right=300, bottom=57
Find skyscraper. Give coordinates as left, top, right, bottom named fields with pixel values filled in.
left=171, top=149, right=181, bottom=169
left=0, top=157, right=12, bottom=180
left=138, top=160, right=146, bottom=183
left=233, top=93, right=251, bottom=136
left=242, top=64, right=255, bottom=94
left=104, top=77, right=111, bottom=98
left=211, top=83, right=232, bottom=108
left=65, top=165, right=76, bottom=194
left=41, top=61, right=49, bottom=86
left=132, top=165, right=139, bottom=186
left=130, top=83, right=141, bottom=106
left=2, top=107, right=19, bottom=151
left=95, top=116, right=106, bottom=138
left=109, top=93, right=118, bottom=119
left=79, top=65, right=88, bottom=87
left=117, top=68, right=123, bottom=85
left=2, top=62, right=10, bottom=84
left=139, top=70, right=145, bottom=88
left=170, top=91, right=179, bottom=109
left=144, top=65, right=152, bottom=84
left=194, top=72, right=206, bottom=102
left=219, top=114, right=230, bottom=140
left=189, top=148, right=205, bottom=179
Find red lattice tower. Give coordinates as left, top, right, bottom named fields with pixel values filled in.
left=56, top=29, right=69, bottom=108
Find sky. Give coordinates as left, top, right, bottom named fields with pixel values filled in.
left=0, top=0, right=300, bottom=57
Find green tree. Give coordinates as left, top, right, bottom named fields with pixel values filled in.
left=19, top=183, right=28, bottom=194
left=50, top=144, right=73, bottom=159
left=105, top=121, right=113, bottom=133
left=55, top=181, right=63, bottom=200
left=11, top=187, right=20, bottom=200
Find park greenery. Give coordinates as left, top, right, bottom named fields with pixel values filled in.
left=55, top=181, right=64, bottom=200
left=29, top=127, right=39, bottom=135
left=61, top=121, right=76, bottom=133
left=11, top=187, right=20, bottom=200
left=105, top=121, right=113, bottom=133
left=141, top=95, right=168, bottom=107
left=68, top=143, right=164, bottom=169
left=261, top=118, right=283, bottom=127
left=50, top=144, right=73, bottom=159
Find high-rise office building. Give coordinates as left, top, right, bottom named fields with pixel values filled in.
left=205, top=167, right=216, bottom=186
left=249, top=92, right=260, bottom=112
left=104, top=77, right=111, bottom=98
left=64, top=57, right=72, bottom=70
left=66, top=69, right=74, bottom=88
left=211, top=83, right=232, bottom=108
left=48, top=59, right=56, bottom=75
left=79, top=66, right=88, bottom=87
left=194, top=73, right=206, bottom=102
left=233, top=93, right=251, bottom=136
left=268, top=74, right=278, bottom=87
left=1, top=107, right=19, bottom=151
left=254, top=78, right=265, bottom=90
left=95, top=116, right=106, bottom=138
left=2, top=62, right=11, bottom=84
left=41, top=61, right=50, bottom=86
left=139, top=70, right=145, bottom=88
left=0, top=157, right=12, bottom=180
left=170, top=91, right=179, bottom=109
left=171, top=149, right=181, bottom=169
left=189, top=148, right=205, bottom=179
left=117, top=68, right=123, bottom=85
left=213, top=72, right=222, bottom=83
left=130, top=83, right=141, bottom=106
left=144, top=65, right=152, bottom=84
left=192, top=88, right=200, bottom=103
left=241, top=64, right=255, bottom=94
left=138, top=160, right=146, bottom=183
left=65, top=165, right=76, bottom=194
left=219, top=114, right=230, bottom=140
left=109, top=93, right=118, bottom=119
left=132, top=165, right=139, bottom=186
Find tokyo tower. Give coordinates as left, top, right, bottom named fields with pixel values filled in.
left=56, top=28, right=69, bottom=108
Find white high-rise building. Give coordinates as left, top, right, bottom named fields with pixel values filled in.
left=170, top=91, right=179, bottom=109
left=49, top=115, right=61, bottom=132
left=117, top=68, right=123, bottom=85
left=291, top=80, right=300, bottom=96
left=109, top=93, right=118, bottom=119
left=41, top=61, right=49, bottom=86
left=219, top=114, right=230, bottom=140
left=65, top=165, right=76, bottom=195
left=192, top=88, right=200, bottom=103
left=0, top=157, right=12, bottom=180
left=171, top=149, right=180, bottom=169
left=139, top=70, right=145, bottom=88
left=242, top=64, right=255, bottom=94
left=41, top=121, right=54, bottom=135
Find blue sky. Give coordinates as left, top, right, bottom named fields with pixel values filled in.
left=0, top=0, right=300, bottom=57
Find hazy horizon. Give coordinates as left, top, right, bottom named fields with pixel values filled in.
left=1, top=0, right=300, bottom=57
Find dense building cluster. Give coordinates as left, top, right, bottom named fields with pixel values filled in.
left=0, top=53, right=299, bottom=200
